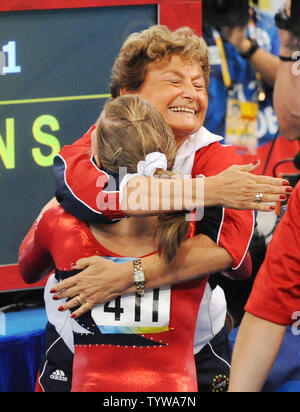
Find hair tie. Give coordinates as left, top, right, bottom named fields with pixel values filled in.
left=137, top=152, right=168, bottom=177
left=125, top=118, right=148, bottom=127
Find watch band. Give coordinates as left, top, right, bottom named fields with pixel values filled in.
left=279, top=54, right=300, bottom=62
left=239, top=38, right=259, bottom=60
left=133, top=258, right=146, bottom=297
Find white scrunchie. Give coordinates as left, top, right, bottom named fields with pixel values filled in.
left=119, top=152, right=168, bottom=206
left=137, top=152, right=168, bottom=177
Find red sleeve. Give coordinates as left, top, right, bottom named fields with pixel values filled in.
left=222, top=252, right=252, bottom=281
left=54, top=125, right=126, bottom=223
left=245, top=183, right=300, bottom=325
left=18, top=207, right=61, bottom=283
left=192, top=142, right=255, bottom=273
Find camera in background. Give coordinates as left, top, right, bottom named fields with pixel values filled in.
left=202, top=0, right=251, bottom=28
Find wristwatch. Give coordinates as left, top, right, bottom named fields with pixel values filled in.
left=133, top=258, right=146, bottom=297
left=239, top=38, right=259, bottom=60
left=279, top=53, right=300, bottom=62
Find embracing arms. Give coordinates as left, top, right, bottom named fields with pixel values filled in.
left=51, top=233, right=239, bottom=318
left=121, top=161, right=290, bottom=216
left=31, top=133, right=291, bottom=317
left=54, top=129, right=292, bottom=224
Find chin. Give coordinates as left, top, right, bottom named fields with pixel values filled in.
left=175, top=125, right=201, bottom=136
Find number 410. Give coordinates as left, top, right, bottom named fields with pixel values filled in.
left=0, top=41, right=21, bottom=75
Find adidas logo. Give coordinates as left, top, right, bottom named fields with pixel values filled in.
left=50, top=369, right=68, bottom=382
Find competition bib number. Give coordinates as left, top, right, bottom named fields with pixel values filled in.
left=91, top=286, right=171, bottom=334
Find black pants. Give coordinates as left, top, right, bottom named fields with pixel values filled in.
left=37, top=322, right=73, bottom=392
left=194, top=326, right=232, bottom=392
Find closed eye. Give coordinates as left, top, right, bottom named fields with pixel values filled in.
left=193, top=83, right=206, bottom=90
left=169, top=79, right=180, bottom=85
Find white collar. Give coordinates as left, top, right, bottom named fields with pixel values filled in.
left=173, top=127, right=223, bottom=177
left=175, top=127, right=223, bottom=161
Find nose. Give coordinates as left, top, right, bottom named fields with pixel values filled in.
left=181, top=81, right=197, bottom=100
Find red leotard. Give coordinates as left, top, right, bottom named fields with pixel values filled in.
left=19, top=206, right=207, bottom=392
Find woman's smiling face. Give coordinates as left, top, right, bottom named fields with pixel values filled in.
left=122, top=54, right=208, bottom=147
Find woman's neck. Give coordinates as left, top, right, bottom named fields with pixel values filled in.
left=175, top=133, right=192, bottom=150
left=89, top=216, right=157, bottom=257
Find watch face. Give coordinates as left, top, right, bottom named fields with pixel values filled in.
left=134, top=270, right=145, bottom=283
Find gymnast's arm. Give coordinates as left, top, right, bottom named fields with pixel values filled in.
left=18, top=208, right=57, bottom=284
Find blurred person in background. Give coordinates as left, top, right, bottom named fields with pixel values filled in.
left=202, top=0, right=300, bottom=177
left=229, top=0, right=300, bottom=392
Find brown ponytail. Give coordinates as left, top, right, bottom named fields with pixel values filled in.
left=155, top=212, right=190, bottom=264
left=95, top=95, right=191, bottom=263
left=153, top=169, right=190, bottom=263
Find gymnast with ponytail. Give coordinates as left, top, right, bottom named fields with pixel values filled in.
left=19, top=95, right=209, bottom=392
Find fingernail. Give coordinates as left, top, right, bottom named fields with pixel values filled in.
left=286, top=187, right=293, bottom=193
left=53, top=295, right=58, bottom=300
left=50, top=288, right=56, bottom=293
left=58, top=306, right=64, bottom=311
left=270, top=206, right=276, bottom=210
left=280, top=195, right=287, bottom=200
left=71, top=313, right=77, bottom=319
left=252, top=160, right=259, bottom=165
left=282, top=181, right=290, bottom=186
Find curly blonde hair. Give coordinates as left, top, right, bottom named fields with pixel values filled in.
left=110, top=25, right=210, bottom=98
